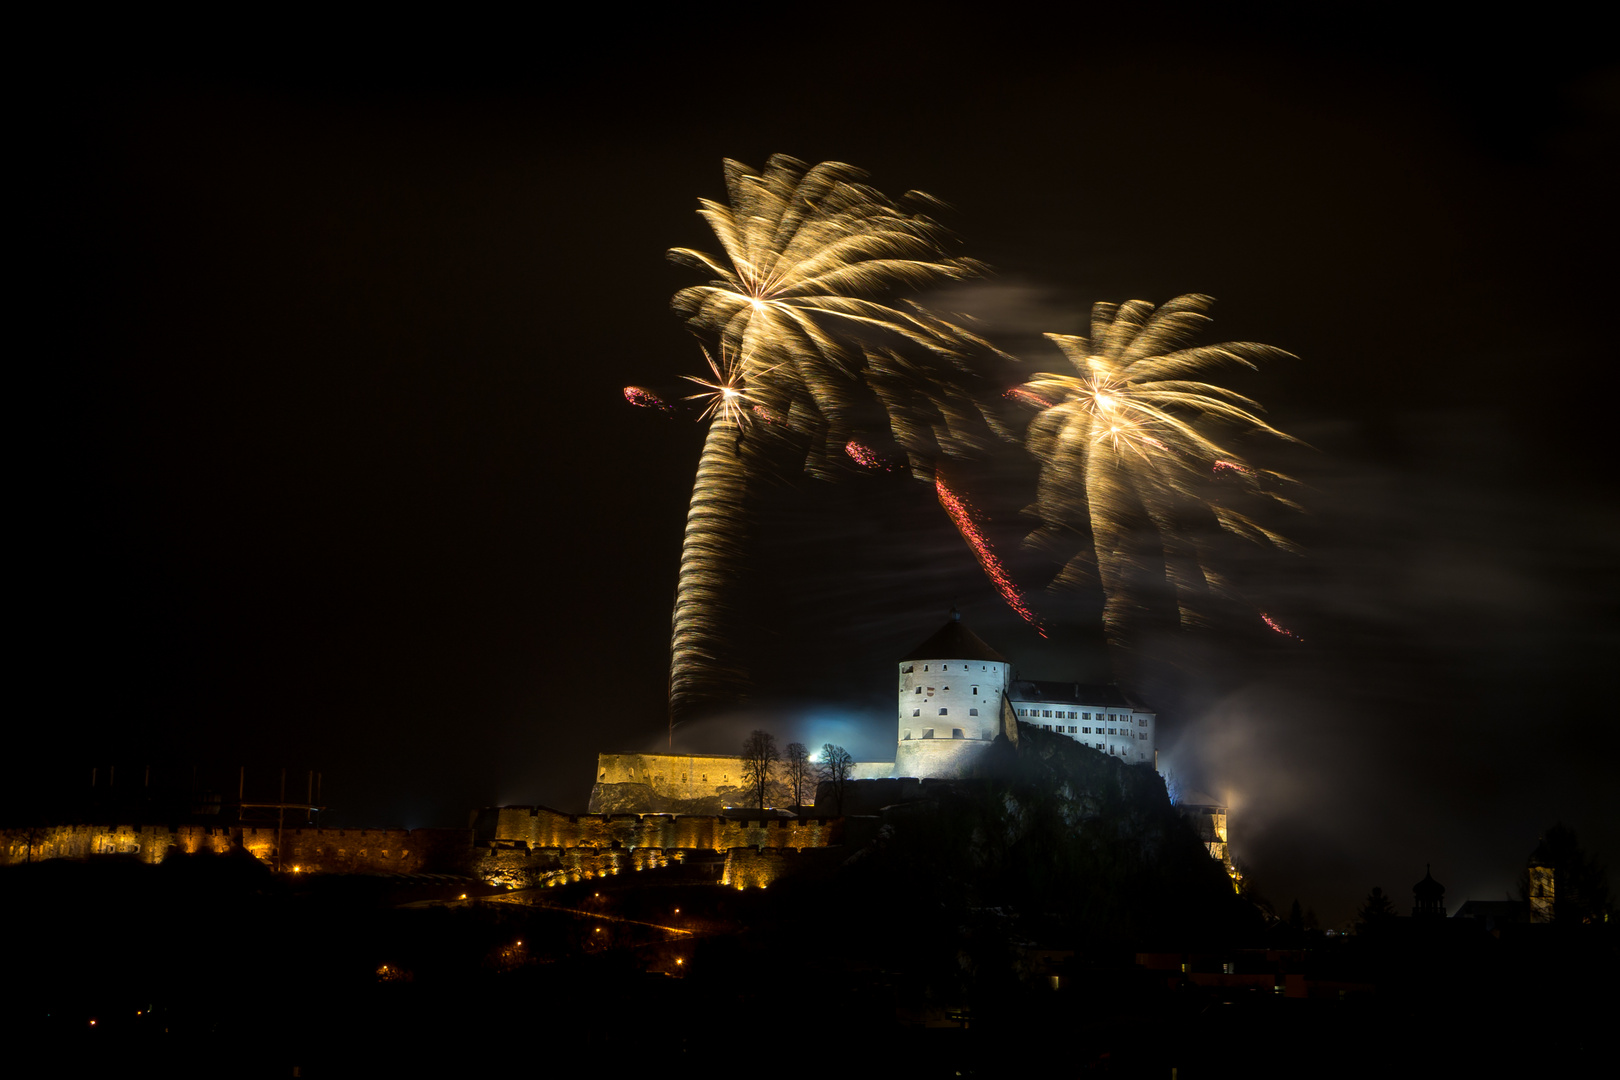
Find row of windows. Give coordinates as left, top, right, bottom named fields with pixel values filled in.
left=903, top=664, right=995, bottom=673
left=903, top=729, right=968, bottom=740
left=1016, top=708, right=1150, bottom=726
left=911, top=708, right=980, bottom=716
left=1040, top=724, right=1150, bottom=744
left=914, top=685, right=981, bottom=694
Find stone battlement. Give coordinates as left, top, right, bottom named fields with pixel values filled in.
left=482, top=804, right=840, bottom=853
left=1, top=823, right=472, bottom=875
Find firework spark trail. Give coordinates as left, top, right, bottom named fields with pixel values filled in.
left=1018, top=294, right=1300, bottom=644
left=623, top=386, right=673, bottom=412
left=936, top=477, right=1046, bottom=636
left=843, top=439, right=901, bottom=471
left=663, top=155, right=1007, bottom=731
left=669, top=412, right=751, bottom=721
left=1004, top=386, right=1047, bottom=408
left=1260, top=613, right=1303, bottom=641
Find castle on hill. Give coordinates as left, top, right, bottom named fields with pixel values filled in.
left=589, top=609, right=1158, bottom=814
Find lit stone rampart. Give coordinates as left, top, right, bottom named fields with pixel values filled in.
left=593, top=753, right=752, bottom=803
left=476, top=844, right=674, bottom=890
left=721, top=846, right=830, bottom=890
left=489, top=805, right=839, bottom=853
left=0, top=823, right=471, bottom=874
left=2, top=823, right=235, bottom=865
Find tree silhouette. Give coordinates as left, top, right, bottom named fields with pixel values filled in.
left=740, top=730, right=779, bottom=813
left=784, top=742, right=813, bottom=810
left=819, top=744, right=855, bottom=815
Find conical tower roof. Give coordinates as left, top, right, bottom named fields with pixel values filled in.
left=900, top=608, right=1006, bottom=663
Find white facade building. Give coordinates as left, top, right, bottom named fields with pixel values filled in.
left=1007, top=680, right=1156, bottom=768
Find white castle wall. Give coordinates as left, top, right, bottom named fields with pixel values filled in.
left=893, top=656, right=1009, bottom=778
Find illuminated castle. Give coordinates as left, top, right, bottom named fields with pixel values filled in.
left=589, top=609, right=1158, bottom=812
left=895, top=609, right=1157, bottom=777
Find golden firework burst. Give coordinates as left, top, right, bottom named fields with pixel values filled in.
left=1018, top=294, right=1299, bottom=641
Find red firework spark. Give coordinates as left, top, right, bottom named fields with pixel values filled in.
left=1212, top=459, right=1253, bottom=476
left=1005, top=386, right=1049, bottom=408
left=844, top=440, right=900, bottom=471
left=936, top=478, right=1046, bottom=636
left=1261, top=613, right=1302, bottom=641
left=622, top=386, right=672, bottom=412
left=844, top=440, right=881, bottom=468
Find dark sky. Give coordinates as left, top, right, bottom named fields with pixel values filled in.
left=27, top=5, right=1616, bottom=924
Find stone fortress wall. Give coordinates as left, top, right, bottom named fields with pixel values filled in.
left=0, top=822, right=471, bottom=875
left=478, top=804, right=843, bottom=890
left=3, top=807, right=845, bottom=892
left=589, top=752, right=890, bottom=814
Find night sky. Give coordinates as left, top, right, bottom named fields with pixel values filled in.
left=28, top=6, right=1616, bottom=925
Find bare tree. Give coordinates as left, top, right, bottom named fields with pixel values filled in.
left=819, top=744, right=854, bottom=815
left=784, top=742, right=813, bottom=809
left=741, top=730, right=779, bottom=812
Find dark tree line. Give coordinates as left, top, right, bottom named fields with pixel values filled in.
left=739, top=730, right=855, bottom=813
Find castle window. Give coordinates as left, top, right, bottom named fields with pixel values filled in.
left=969, top=708, right=979, bottom=716
left=972, top=686, right=979, bottom=694
left=903, top=665, right=914, bottom=674
left=952, top=729, right=964, bottom=739
left=912, top=709, right=920, bottom=716
left=923, top=729, right=934, bottom=739
left=924, top=665, right=928, bottom=671
left=939, top=708, right=948, bottom=715
left=1082, top=712, right=1090, bottom=720
left=943, top=685, right=950, bottom=691
left=903, top=731, right=911, bottom=740
left=915, top=687, right=922, bottom=694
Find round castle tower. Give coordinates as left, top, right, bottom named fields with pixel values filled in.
left=892, top=609, right=1011, bottom=779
